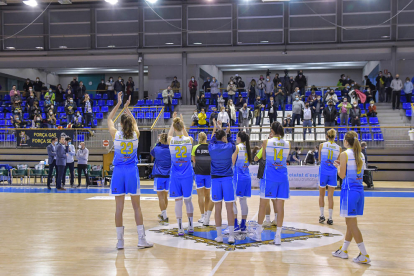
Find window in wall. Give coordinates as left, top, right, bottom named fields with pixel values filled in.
left=397, top=0, right=414, bottom=40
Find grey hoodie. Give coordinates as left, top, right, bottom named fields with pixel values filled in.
left=76, top=147, right=89, bottom=165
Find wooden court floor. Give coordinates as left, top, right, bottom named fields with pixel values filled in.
left=1, top=183, right=414, bottom=276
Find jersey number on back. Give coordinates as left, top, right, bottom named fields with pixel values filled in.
left=175, top=146, right=187, bottom=158
left=120, top=142, right=133, bottom=154
left=274, top=148, right=283, bottom=161
left=327, top=150, right=334, bottom=160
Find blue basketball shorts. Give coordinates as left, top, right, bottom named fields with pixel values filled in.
left=110, top=165, right=140, bottom=196
left=153, top=177, right=170, bottom=192
left=260, top=176, right=290, bottom=200
left=211, top=176, right=235, bottom=202
left=319, top=173, right=338, bottom=188
left=234, top=175, right=251, bottom=198
left=340, top=189, right=364, bottom=217
left=169, top=176, right=194, bottom=199
left=195, top=175, right=211, bottom=189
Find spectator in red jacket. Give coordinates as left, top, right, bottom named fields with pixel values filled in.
left=367, top=100, right=377, bottom=117
left=188, top=76, right=198, bottom=105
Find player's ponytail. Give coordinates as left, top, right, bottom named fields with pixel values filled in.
left=270, top=121, right=284, bottom=138
left=238, top=131, right=251, bottom=163
left=121, top=114, right=134, bottom=139
left=159, top=133, right=168, bottom=144
left=173, top=117, right=184, bottom=132
left=345, top=131, right=362, bottom=172
left=198, top=132, right=207, bottom=143
left=327, top=128, right=336, bottom=140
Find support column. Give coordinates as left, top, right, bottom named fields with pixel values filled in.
left=391, top=46, right=397, bottom=75
left=182, top=52, right=187, bottom=104
left=139, top=53, right=144, bottom=100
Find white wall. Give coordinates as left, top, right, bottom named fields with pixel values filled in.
left=397, top=60, right=414, bottom=80
left=0, top=68, right=60, bottom=87
left=363, top=61, right=380, bottom=77
left=222, top=69, right=364, bottom=88
left=147, top=65, right=182, bottom=100
left=199, top=65, right=223, bottom=83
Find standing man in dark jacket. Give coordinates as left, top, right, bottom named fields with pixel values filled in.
left=96, top=79, right=106, bottom=97
left=349, top=102, right=362, bottom=133
left=341, top=84, right=352, bottom=103
left=55, top=136, right=67, bottom=191
left=76, top=81, right=86, bottom=106
left=114, top=76, right=125, bottom=105
left=33, top=77, right=43, bottom=99
left=171, top=76, right=180, bottom=92
left=197, top=94, right=208, bottom=111
left=22, top=79, right=33, bottom=97
left=254, top=95, right=264, bottom=125
left=295, top=70, right=307, bottom=95
left=202, top=77, right=211, bottom=94
left=323, top=100, right=338, bottom=132
left=272, top=73, right=281, bottom=89
left=285, top=76, right=296, bottom=104
left=376, top=71, right=386, bottom=103
left=266, top=96, right=278, bottom=124
left=126, top=77, right=135, bottom=104
left=47, top=137, right=58, bottom=190
left=70, top=77, right=79, bottom=99
left=311, top=95, right=324, bottom=126
left=82, top=94, right=93, bottom=127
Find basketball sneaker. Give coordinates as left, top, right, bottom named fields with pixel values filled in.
left=262, top=220, right=272, bottom=227
left=203, top=216, right=210, bottom=226
left=353, top=253, right=371, bottom=264
left=332, top=247, right=348, bottom=259
left=251, top=227, right=262, bottom=241
left=271, top=220, right=277, bottom=226
left=240, top=220, right=247, bottom=233
left=116, top=239, right=124, bottom=250
left=159, top=217, right=169, bottom=226
left=327, top=219, right=333, bottom=225
left=157, top=214, right=163, bottom=221
left=137, top=236, right=153, bottom=249
left=319, top=215, right=326, bottom=224
left=198, top=215, right=204, bottom=223
left=274, top=235, right=281, bottom=245
left=178, top=228, right=185, bottom=236
left=215, top=236, right=223, bottom=243
left=228, top=235, right=235, bottom=244
left=234, top=219, right=240, bottom=232
left=187, top=226, right=194, bottom=235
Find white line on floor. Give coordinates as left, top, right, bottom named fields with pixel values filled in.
left=209, top=251, right=229, bottom=276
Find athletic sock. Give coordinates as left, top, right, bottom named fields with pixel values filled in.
left=241, top=219, right=246, bottom=228
left=234, top=218, right=239, bottom=228
left=342, top=240, right=351, bottom=252
left=328, top=209, right=333, bottom=220
left=137, top=225, right=145, bottom=237
left=201, top=213, right=204, bottom=219
left=216, top=227, right=222, bottom=237
left=228, top=226, right=234, bottom=237
left=116, top=226, right=124, bottom=240
left=320, top=207, right=324, bottom=216
left=276, top=227, right=282, bottom=237
left=178, top=218, right=183, bottom=230
left=206, top=210, right=212, bottom=221
left=274, top=214, right=278, bottom=222
left=188, top=217, right=193, bottom=227
left=161, top=210, right=167, bottom=220
left=265, top=215, right=271, bottom=222
left=357, top=242, right=368, bottom=256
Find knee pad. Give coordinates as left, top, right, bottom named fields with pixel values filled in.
left=184, top=197, right=194, bottom=214
left=240, top=197, right=248, bottom=216
left=175, top=199, right=183, bottom=218
left=233, top=202, right=238, bottom=215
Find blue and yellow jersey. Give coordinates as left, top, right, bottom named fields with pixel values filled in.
left=169, top=135, right=193, bottom=178
left=320, top=141, right=341, bottom=175
left=342, top=149, right=365, bottom=191
left=234, top=143, right=250, bottom=180
left=113, top=130, right=138, bottom=166
left=150, top=143, right=171, bottom=178
left=264, top=137, right=290, bottom=180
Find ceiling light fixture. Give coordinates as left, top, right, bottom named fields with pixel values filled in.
left=107, top=45, right=116, bottom=48
left=59, top=46, right=67, bottom=49
left=146, top=0, right=157, bottom=3
left=165, top=42, right=174, bottom=45
left=381, top=35, right=390, bottom=38
left=262, top=0, right=290, bottom=2
left=35, top=46, right=43, bottom=49
left=193, top=42, right=202, bottom=45
left=260, top=40, right=269, bottom=43
left=105, top=0, right=118, bottom=4
left=6, top=46, right=15, bottom=49
left=23, top=0, right=37, bottom=6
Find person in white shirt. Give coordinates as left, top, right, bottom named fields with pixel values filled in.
left=303, top=102, right=313, bottom=140
left=226, top=99, right=236, bottom=126
left=218, top=106, right=230, bottom=127
left=390, top=74, right=403, bottom=110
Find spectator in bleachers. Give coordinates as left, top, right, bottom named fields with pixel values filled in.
left=338, top=74, right=346, bottom=87
left=341, top=84, right=351, bottom=103
left=106, top=77, right=115, bottom=99
left=76, top=81, right=86, bottom=106
left=289, top=147, right=301, bottom=165
left=365, top=87, right=374, bottom=104
left=218, top=106, right=230, bottom=127
left=55, top=84, right=64, bottom=106
left=63, top=137, right=75, bottom=188
left=162, top=86, right=174, bottom=112
left=96, top=79, right=106, bottom=98
left=311, top=94, right=324, bottom=126
left=286, top=76, right=296, bottom=104
left=254, top=95, right=264, bottom=125
left=292, top=95, right=305, bottom=126
left=209, top=107, right=218, bottom=127
left=376, top=71, right=386, bottom=102
left=306, top=89, right=317, bottom=103
left=126, top=77, right=135, bottom=104
left=189, top=76, right=198, bottom=105
left=256, top=75, right=265, bottom=101
left=338, top=98, right=351, bottom=126
left=33, top=77, right=43, bottom=99
left=292, top=86, right=301, bottom=101
left=283, top=114, right=294, bottom=133
left=264, top=76, right=274, bottom=103
left=324, top=89, right=338, bottom=104
left=248, top=79, right=257, bottom=104
left=32, top=114, right=43, bottom=128
left=349, top=89, right=360, bottom=105
left=114, top=77, right=125, bottom=105
left=384, top=72, right=393, bottom=103
left=367, top=100, right=377, bottom=117
left=171, top=76, right=180, bottom=92
left=10, top=85, right=20, bottom=98
left=226, top=99, right=236, bottom=126
left=238, top=103, right=251, bottom=133
left=29, top=100, right=40, bottom=120
left=76, top=142, right=91, bottom=188
left=70, top=77, right=79, bottom=97
left=404, top=77, right=413, bottom=103
left=65, top=98, right=77, bottom=124
left=22, top=79, right=32, bottom=97
left=391, top=74, right=403, bottom=110
left=303, top=103, right=313, bottom=140
left=217, top=94, right=225, bottom=110
left=44, top=88, right=55, bottom=103
left=10, top=114, right=25, bottom=128
left=210, top=77, right=219, bottom=107
left=275, top=87, right=285, bottom=111
left=349, top=102, right=361, bottom=130
left=82, top=94, right=93, bottom=127
left=235, top=94, right=245, bottom=110
left=27, top=90, right=37, bottom=112
left=10, top=88, right=21, bottom=104
left=304, top=149, right=316, bottom=165
left=295, top=70, right=307, bottom=95
left=237, top=77, right=245, bottom=93
left=44, top=95, right=52, bottom=111
left=281, top=69, right=289, bottom=87
left=267, top=96, right=278, bottom=125
left=344, top=76, right=354, bottom=87
left=323, top=100, right=338, bottom=131
left=198, top=108, right=207, bottom=128
left=47, top=109, right=57, bottom=128
left=202, top=77, right=211, bottom=94
left=191, top=109, right=199, bottom=126
left=197, top=94, right=208, bottom=111
left=65, top=84, right=74, bottom=100
left=272, top=73, right=281, bottom=88
left=73, top=111, right=83, bottom=128
left=227, top=80, right=237, bottom=103
left=364, top=75, right=376, bottom=96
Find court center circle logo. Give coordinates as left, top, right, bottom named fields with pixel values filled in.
left=147, top=221, right=343, bottom=252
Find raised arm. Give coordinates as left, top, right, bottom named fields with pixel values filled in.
left=123, top=96, right=139, bottom=138
left=167, top=112, right=177, bottom=144
left=107, top=92, right=123, bottom=139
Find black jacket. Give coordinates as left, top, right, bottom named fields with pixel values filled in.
left=323, top=106, right=338, bottom=123
left=375, top=75, right=386, bottom=89
left=114, top=80, right=125, bottom=92
left=70, top=80, right=79, bottom=92
left=310, top=98, right=324, bottom=114
left=76, top=86, right=86, bottom=99
left=202, top=80, right=211, bottom=92
left=349, top=107, right=361, bottom=119
left=55, top=88, right=65, bottom=102
left=235, top=98, right=246, bottom=108
left=295, top=75, right=307, bottom=88
left=33, top=81, right=43, bottom=92
left=197, top=97, right=207, bottom=109
left=341, top=88, right=351, bottom=102
left=23, top=82, right=33, bottom=93
left=365, top=79, right=375, bottom=91
left=96, top=83, right=106, bottom=94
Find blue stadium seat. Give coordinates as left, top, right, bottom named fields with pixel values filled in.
left=358, top=103, right=364, bottom=110
left=103, top=94, right=108, bottom=100
left=0, top=114, right=3, bottom=119
left=4, top=95, right=11, bottom=101
left=0, top=134, right=5, bottom=142
left=98, top=100, right=105, bottom=106
left=204, top=93, right=211, bottom=98
left=369, top=117, right=379, bottom=124
left=107, top=100, right=114, bottom=106
left=164, top=112, right=170, bottom=119
left=374, top=133, right=384, bottom=141
left=39, top=101, right=44, bottom=107
left=305, top=91, right=311, bottom=97
left=157, top=93, right=162, bottom=99
left=57, top=106, right=64, bottom=113
left=403, top=103, right=411, bottom=110
left=146, top=99, right=153, bottom=106
left=371, top=126, right=381, bottom=132
left=145, top=112, right=153, bottom=119
left=41, top=113, right=46, bottom=119
left=101, top=106, right=109, bottom=113
left=285, top=104, right=292, bottom=111
left=137, top=113, right=144, bottom=119
left=401, top=96, right=406, bottom=103
left=93, top=119, right=97, bottom=126
left=59, top=113, right=66, bottom=119
left=150, top=107, right=157, bottom=112
left=137, top=99, right=144, bottom=106
left=56, top=120, right=60, bottom=125
left=172, top=99, right=178, bottom=105
left=6, top=134, right=15, bottom=142
left=174, top=93, right=181, bottom=99
left=361, top=109, right=366, bottom=114
left=407, top=110, right=412, bottom=117
left=93, top=106, right=100, bottom=113
left=360, top=117, right=368, bottom=125
left=77, top=107, right=82, bottom=113
left=96, top=113, right=103, bottom=119
left=339, top=133, right=345, bottom=140
left=94, top=94, right=102, bottom=100
left=223, top=92, right=228, bottom=98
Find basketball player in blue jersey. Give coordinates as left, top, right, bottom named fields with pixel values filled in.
left=209, top=119, right=236, bottom=244
left=253, top=122, right=290, bottom=245
left=150, top=133, right=171, bottom=225
left=167, top=113, right=194, bottom=236
left=107, top=92, right=152, bottom=250
left=232, top=131, right=252, bottom=233
left=318, top=129, right=341, bottom=225
left=332, top=131, right=370, bottom=264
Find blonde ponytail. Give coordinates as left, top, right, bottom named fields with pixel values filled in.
left=344, top=131, right=362, bottom=172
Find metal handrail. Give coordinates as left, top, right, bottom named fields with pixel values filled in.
left=151, top=106, right=164, bottom=130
